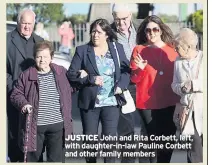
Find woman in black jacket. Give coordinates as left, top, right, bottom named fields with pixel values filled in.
left=67, top=18, right=130, bottom=163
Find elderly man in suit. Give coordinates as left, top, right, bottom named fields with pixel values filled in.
left=7, top=8, right=43, bottom=162
left=111, top=4, right=151, bottom=163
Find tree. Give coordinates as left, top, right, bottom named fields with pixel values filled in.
left=7, top=4, right=23, bottom=21
left=157, top=13, right=179, bottom=23
left=63, top=14, right=87, bottom=25
left=7, top=3, right=65, bottom=26
left=187, top=10, right=203, bottom=33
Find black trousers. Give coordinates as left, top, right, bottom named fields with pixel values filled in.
left=138, top=106, right=176, bottom=163
left=7, top=100, right=44, bottom=162
left=80, top=106, right=120, bottom=163
left=117, top=84, right=137, bottom=163
left=7, top=96, right=23, bottom=162
left=27, top=122, right=64, bottom=162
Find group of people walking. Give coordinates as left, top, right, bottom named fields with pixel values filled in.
left=7, top=3, right=203, bottom=163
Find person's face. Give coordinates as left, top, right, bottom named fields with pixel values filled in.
left=174, top=41, right=191, bottom=59
left=35, top=48, right=52, bottom=71
left=19, top=12, right=35, bottom=37
left=91, top=24, right=108, bottom=46
left=145, top=22, right=162, bottom=44
left=113, top=11, right=132, bottom=32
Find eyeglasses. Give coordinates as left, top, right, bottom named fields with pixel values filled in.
left=174, top=45, right=181, bottom=52
left=114, top=15, right=130, bottom=23
left=145, top=27, right=160, bottom=34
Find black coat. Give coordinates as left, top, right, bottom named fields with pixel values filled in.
left=7, top=29, right=44, bottom=94
left=67, top=41, right=130, bottom=110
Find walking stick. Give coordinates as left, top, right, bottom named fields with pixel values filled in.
left=24, top=110, right=32, bottom=163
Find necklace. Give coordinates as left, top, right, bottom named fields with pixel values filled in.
left=149, top=46, right=164, bottom=76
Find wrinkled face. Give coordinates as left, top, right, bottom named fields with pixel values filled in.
left=91, top=24, right=108, bottom=46
left=145, top=22, right=162, bottom=44
left=174, top=41, right=191, bottom=59
left=113, top=11, right=132, bottom=32
left=19, top=12, right=35, bottom=37
left=35, top=48, right=52, bottom=71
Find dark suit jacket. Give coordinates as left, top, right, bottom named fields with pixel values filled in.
left=67, top=41, right=130, bottom=110
left=7, top=29, right=44, bottom=94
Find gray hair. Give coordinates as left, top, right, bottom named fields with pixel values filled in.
left=174, top=28, right=198, bottom=49
left=17, top=8, right=36, bottom=24
left=112, top=3, right=131, bottom=14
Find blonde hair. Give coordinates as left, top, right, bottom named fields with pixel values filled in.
left=174, top=28, right=198, bottom=49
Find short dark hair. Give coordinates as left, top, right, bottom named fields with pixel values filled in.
left=34, top=40, right=54, bottom=58
left=89, top=18, right=117, bottom=43
left=136, top=15, right=174, bottom=46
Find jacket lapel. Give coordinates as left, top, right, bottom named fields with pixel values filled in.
left=87, top=44, right=99, bottom=75
left=108, top=42, right=120, bottom=82
left=11, top=29, right=27, bottom=59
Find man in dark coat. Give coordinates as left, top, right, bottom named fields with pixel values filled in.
left=111, top=4, right=151, bottom=163
left=7, top=8, right=43, bottom=162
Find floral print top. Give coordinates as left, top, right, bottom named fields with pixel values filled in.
left=95, top=50, right=118, bottom=107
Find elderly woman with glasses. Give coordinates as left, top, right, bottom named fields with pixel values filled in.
left=172, top=28, right=203, bottom=163
left=129, top=15, right=180, bottom=163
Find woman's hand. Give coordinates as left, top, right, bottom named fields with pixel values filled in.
left=21, top=104, right=33, bottom=114
left=181, top=81, right=193, bottom=94
left=94, top=76, right=103, bottom=86
left=134, top=53, right=148, bottom=70
left=78, top=70, right=88, bottom=78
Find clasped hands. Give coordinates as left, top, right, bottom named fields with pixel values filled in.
left=78, top=70, right=122, bottom=94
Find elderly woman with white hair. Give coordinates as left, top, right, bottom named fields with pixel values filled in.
left=171, top=28, right=203, bottom=163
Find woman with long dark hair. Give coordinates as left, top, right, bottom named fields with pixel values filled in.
left=130, top=15, right=180, bottom=163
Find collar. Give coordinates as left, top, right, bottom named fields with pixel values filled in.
left=28, top=63, right=63, bottom=80
left=117, top=22, right=134, bottom=36
left=11, top=28, right=41, bottom=43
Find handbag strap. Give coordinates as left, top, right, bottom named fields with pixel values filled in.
left=188, top=51, right=203, bottom=109
left=113, top=42, right=120, bottom=68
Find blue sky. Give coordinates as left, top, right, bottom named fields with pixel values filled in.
left=63, top=3, right=90, bottom=16
left=63, top=3, right=203, bottom=17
